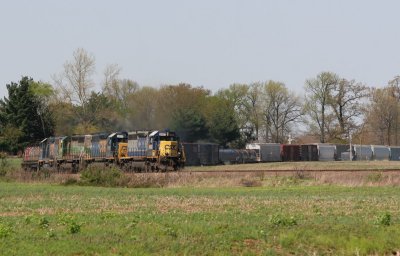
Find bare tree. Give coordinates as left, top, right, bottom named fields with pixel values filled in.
left=329, top=79, right=369, bottom=140
left=63, top=48, right=95, bottom=106
left=102, top=64, right=121, bottom=97
left=304, top=72, right=339, bottom=143
left=102, top=64, right=140, bottom=114
left=367, top=87, right=398, bottom=145
left=52, top=48, right=96, bottom=133
left=263, top=81, right=303, bottom=143
left=388, top=76, right=400, bottom=144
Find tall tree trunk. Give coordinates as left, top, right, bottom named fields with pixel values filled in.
left=321, top=104, right=325, bottom=143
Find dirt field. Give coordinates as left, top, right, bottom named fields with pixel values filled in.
left=185, top=160, right=400, bottom=172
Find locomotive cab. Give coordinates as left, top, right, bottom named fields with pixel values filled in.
left=106, top=132, right=128, bottom=159
left=147, top=130, right=185, bottom=170
left=148, top=130, right=179, bottom=158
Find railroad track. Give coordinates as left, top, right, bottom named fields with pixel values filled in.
left=183, top=169, right=400, bottom=173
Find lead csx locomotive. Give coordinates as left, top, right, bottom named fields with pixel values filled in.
left=22, top=130, right=186, bottom=172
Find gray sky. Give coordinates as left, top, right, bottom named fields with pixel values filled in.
left=1, top=0, right=400, bottom=99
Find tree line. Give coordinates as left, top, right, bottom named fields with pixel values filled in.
left=1, top=48, right=400, bottom=154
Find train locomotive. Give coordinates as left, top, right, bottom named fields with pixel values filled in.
left=22, top=130, right=185, bottom=172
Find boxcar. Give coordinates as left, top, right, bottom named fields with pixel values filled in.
left=246, top=143, right=281, bottom=162
left=281, top=144, right=301, bottom=161
left=317, top=144, right=336, bottom=161
left=389, top=146, right=400, bottom=161
left=199, top=144, right=219, bottom=165
left=300, top=144, right=318, bottom=161
left=182, top=143, right=219, bottom=166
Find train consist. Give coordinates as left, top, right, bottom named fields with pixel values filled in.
left=184, top=143, right=400, bottom=166
left=22, top=130, right=185, bottom=172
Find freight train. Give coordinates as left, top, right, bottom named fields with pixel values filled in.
left=22, top=130, right=185, bottom=172
left=183, top=143, right=400, bottom=166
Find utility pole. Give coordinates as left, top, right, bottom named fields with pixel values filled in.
left=349, top=133, right=352, bottom=161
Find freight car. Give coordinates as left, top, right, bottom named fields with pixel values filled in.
left=219, top=149, right=257, bottom=164
left=182, top=143, right=219, bottom=166
left=371, top=145, right=390, bottom=160
left=317, top=144, right=336, bottom=161
left=246, top=143, right=281, bottom=162
left=300, top=144, right=318, bottom=161
left=390, top=146, right=400, bottom=161
left=215, top=143, right=396, bottom=166
left=22, top=130, right=185, bottom=172
left=281, top=144, right=301, bottom=161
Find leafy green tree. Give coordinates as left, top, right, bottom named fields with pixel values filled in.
left=217, top=84, right=255, bottom=145
left=171, top=108, right=208, bottom=142
left=125, top=86, right=158, bottom=130
left=156, top=84, right=209, bottom=142
left=0, top=77, right=55, bottom=153
left=86, top=92, right=118, bottom=132
left=203, top=96, right=240, bottom=147
left=50, top=101, right=76, bottom=136
left=29, top=81, right=55, bottom=138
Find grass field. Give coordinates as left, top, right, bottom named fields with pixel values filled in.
left=1, top=182, right=400, bottom=255
left=2, top=158, right=400, bottom=254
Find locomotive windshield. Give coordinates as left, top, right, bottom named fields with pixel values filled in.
left=159, top=136, right=177, bottom=141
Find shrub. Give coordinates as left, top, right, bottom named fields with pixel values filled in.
left=374, top=212, right=391, bottom=226
left=57, top=214, right=74, bottom=225
left=240, top=178, right=262, bottom=187
left=68, top=222, right=81, bottom=234
left=80, top=165, right=123, bottom=187
left=61, top=177, right=78, bottom=186
left=269, top=214, right=298, bottom=227
left=0, top=153, right=9, bottom=176
left=0, top=223, right=13, bottom=238
left=56, top=214, right=82, bottom=234
left=366, top=173, right=383, bottom=183
left=39, top=217, right=50, bottom=229
left=46, top=228, right=56, bottom=239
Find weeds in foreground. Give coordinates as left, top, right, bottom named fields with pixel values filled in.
left=38, top=217, right=49, bottom=229
left=68, top=222, right=82, bottom=234
left=240, top=178, right=262, bottom=187
left=80, top=166, right=123, bottom=187
left=0, top=222, right=13, bottom=238
left=374, top=212, right=391, bottom=226
left=269, top=214, right=298, bottom=227
left=366, top=172, right=384, bottom=183
left=0, top=153, right=10, bottom=176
